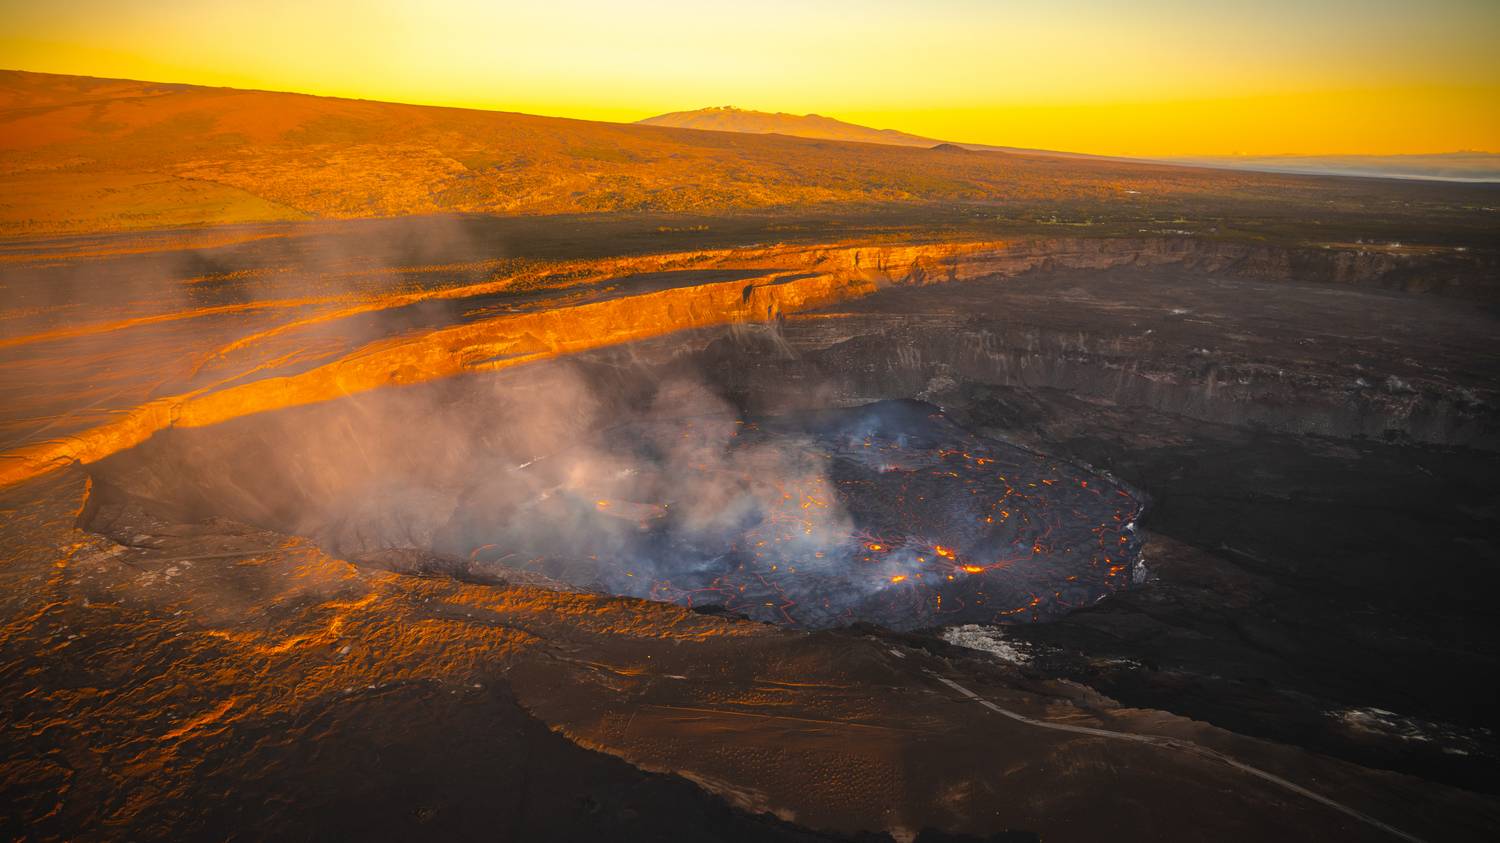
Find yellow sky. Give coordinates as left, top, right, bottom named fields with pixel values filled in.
left=2, top=0, right=1497, bottom=156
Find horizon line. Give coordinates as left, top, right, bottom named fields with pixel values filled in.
left=5, top=66, right=1498, bottom=162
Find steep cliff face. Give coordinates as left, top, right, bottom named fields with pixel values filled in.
left=2, top=235, right=1493, bottom=489
left=724, top=322, right=1495, bottom=448
left=835, top=236, right=1494, bottom=299
left=953, top=236, right=1495, bottom=297
left=78, top=239, right=1498, bottom=545
left=691, top=248, right=1498, bottom=449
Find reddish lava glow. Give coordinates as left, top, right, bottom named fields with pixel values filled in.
left=463, top=401, right=1145, bottom=630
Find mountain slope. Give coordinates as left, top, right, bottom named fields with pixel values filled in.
left=637, top=106, right=940, bottom=147
left=1, top=70, right=1492, bottom=237
left=637, top=106, right=1100, bottom=158
left=642, top=108, right=1500, bottom=182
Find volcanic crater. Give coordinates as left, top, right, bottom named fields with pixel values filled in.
left=86, top=394, right=1145, bottom=632
left=6, top=211, right=1499, bottom=843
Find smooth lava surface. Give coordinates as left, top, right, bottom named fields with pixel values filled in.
left=471, top=400, right=1146, bottom=630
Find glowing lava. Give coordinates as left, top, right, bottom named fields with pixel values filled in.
left=469, top=401, right=1146, bottom=630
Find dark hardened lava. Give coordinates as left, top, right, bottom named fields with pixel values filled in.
left=674, top=264, right=1500, bottom=793
left=465, top=401, right=1144, bottom=630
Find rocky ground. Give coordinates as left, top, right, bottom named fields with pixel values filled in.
left=5, top=466, right=1496, bottom=842
left=2, top=213, right=1498, bottom=840
left=696, top=265, right=1500, bottom=793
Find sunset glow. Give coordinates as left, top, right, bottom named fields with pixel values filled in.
left=3, top=0, right=1497, bottom=156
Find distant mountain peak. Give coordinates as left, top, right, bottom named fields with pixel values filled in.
left=634, top=107, right=1096, bottom=161
left=637, top=107, right=941, bottom=148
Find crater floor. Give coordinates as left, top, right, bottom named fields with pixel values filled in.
left=478, top=401, right=1144, bottom=630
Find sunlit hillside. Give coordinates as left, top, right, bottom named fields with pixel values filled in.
left=4, top=70, right=1483, bottom=238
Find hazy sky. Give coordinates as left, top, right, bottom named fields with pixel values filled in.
left=3, top=0, right=1497, bottom=156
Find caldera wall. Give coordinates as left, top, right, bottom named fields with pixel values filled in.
left=10, top=234, right=1495, bottom=493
